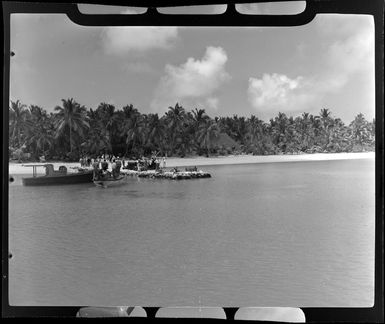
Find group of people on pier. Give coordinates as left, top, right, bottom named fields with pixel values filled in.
left=135, top=157, right=166, bottom=171
left=88, top=153, right=168, bottom=180
left=80, top=154, right=167, bottom=170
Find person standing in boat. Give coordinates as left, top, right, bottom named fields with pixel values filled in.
left=111, top=159, right=118, bottom=178
left=155, top=158, right=160, bottom=171
left=100, top=160, right=110, bottom=179
left=92, top=161, right=100, bottom=181
left=116, top=157, right=122, bottom=174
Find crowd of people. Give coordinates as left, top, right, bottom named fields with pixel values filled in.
left=79, top=154, right=167, bottom=169
left=92, top=158, right=123, bottom=181
left=79, top=154, right=125, bottom=168
left=81, top=154, right=168, bottom=181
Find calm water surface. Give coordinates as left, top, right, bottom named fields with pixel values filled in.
left=9, top=159, right=375, bottom=306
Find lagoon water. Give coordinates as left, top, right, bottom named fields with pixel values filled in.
left=8, top=158, right=375, bottom=307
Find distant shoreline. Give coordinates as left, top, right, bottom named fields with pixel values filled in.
left=8, top=152, right=375, bottom=175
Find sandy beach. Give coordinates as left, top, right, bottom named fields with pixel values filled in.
left=8, top=152, right=375, bottom=175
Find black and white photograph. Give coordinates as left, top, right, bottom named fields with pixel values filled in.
left=4, top=0, right=382, bottom=321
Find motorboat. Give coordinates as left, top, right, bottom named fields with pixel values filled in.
left=22, top=164, right=93, bottom=186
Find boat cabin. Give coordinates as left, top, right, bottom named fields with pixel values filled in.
left=22, top=164, right=67, bottom=177
left=44, top=164, right=67, bottom=176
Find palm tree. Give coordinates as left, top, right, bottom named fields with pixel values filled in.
left=121, top=109, right=144, bottom=156
left=231, top=115, right=248, bottom=144
left=81, top=127, right=111, bottom=155
left=26, top=124, right=54, bottom=157
left=54, top=98, right=89, bottom=154
left=9, top=100, right=29, bottom=148
left=368, top=118, right=375, bottom=145
left=217, top=116, right=237, bottom=141
left=9, top=96, right=375, bottom=158
left=247, top=115, right=265, bottom=142
left=320, top=108, right=331, bottom=120
left=165, top=103, right=187, bottom=155
left=245, top=115, right=267, bottom=154
left=122, top=104, right=139, bottom=119
left=197, top=120, right=220, bottom=157
left=144, top=113, right=165, bottom=153
left=270, top=112, right=290, bottom=151
left=310, top=108, right=331, bottom=150
left=371, top=118, right=375, bottom=135
left=191, top=108, right=210, bottom=151
left=295, top=112, right=315, bottom=152
left=191, top=108, right=210, bottom=126
left=350, top=113, right=370, bottom=147
left=25, top=105, right=53, bottom=157
left=95, top=103, right=117, bottom=153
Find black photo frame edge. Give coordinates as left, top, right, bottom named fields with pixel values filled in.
left=2, top=0, right=383, bottom=321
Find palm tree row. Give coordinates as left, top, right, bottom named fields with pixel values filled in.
left=9, top=99, right=375, bottom=161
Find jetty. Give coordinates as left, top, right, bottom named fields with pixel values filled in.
left=121, top=169, right=211, bottom=180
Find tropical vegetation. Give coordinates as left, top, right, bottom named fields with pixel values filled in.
left=9, top=99, right=375, bottom=161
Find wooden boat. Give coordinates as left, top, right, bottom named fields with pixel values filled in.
left=93, top=174, right=126, bottom=188
left=22, top=164, right=93, bottom=186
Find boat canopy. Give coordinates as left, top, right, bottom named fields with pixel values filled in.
left=22, top=164, right=67, bottom=177
left=22, top=164, right=49, bottom=177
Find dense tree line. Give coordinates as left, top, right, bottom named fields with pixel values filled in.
left=9, top=99, right=375, bottom=161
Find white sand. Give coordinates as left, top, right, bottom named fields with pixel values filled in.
left=165, top=152, right=375, bottom=168
left=8, top=152, right=375, bottom=175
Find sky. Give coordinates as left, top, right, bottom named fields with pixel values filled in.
left=9, top=2, right=375, bottom=123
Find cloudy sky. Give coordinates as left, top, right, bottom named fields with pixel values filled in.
left=9, top=3, right=375, bottom=123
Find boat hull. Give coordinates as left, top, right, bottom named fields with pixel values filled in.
left=93, top=176, right=126, bottom=188
left=22, top=171, right=94, bottom=186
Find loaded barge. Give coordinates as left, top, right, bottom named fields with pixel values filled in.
left=122, top=168, right=211, bottom=180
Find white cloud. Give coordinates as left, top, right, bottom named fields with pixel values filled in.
left=248, top=15, right=374, bottom=118
left=151, top=46, right=230, bottom=113
left=248, top=73, right=314, bottom=114
left=248, top=73, right=301, bottom=106
left=317, top=15, right=374, bottom=89
left=315, top=15, right=375, bottom=118
left=101, top=21, right=178, bottom=55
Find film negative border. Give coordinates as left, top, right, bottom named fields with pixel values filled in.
left=2, top=0, right=383, bottom=321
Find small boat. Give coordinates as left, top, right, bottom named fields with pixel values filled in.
left=93, top=175, right=126, bottom=188
left=22, top=164, right=93, bottom=186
